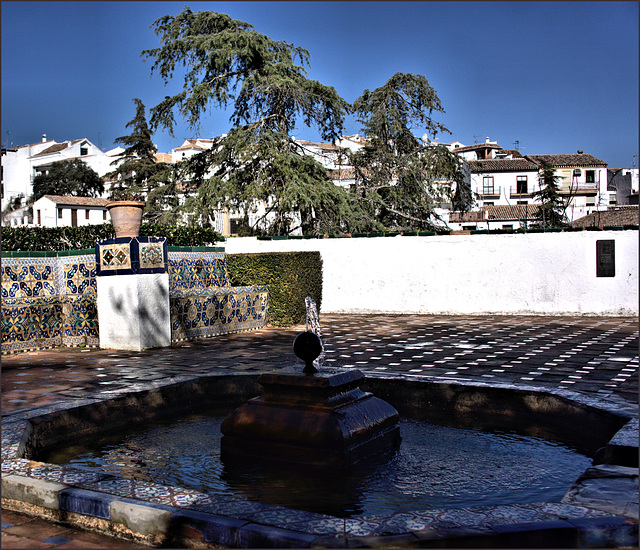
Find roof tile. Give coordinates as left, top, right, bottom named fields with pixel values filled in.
left=469, top=159, right=539, bottom=172
left=571, top=206, right=638, bottom=227
left=39, top=195, right=110, bottom=207
left=527, top=154, right=606, bottom=167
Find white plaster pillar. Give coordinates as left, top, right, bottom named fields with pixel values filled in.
left=95, top=236, right=171, bottom=351
left=97, top=273, right=171, bottom=351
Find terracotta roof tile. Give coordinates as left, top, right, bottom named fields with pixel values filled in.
left=469, top=159, right=539, bottom=173
left=33, top=142, right=69, bottom=156
left=571, top=206, right=638, bottom=227
left=39, top=195, right=110, bottom=207
left=154, top=152, right=174, bottom=163
left=482, top=204, right=542, bottom=220
left=174, top=143, right=208, bottom=151
left=527, top=154, right=606, bottom=167
left=454, top=143, right=502, bottom=152
left=296, top=140, right=342, bottom=151
left=18, top=140, right=55, bottom=149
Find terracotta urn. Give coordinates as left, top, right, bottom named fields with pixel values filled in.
left=106, top=200, right=145, bottom=238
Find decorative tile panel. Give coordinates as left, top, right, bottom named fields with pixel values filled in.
left=170, top=286, right=269, bottom=342
left=99, top=243, right=132, bottom=272
left=59, top=255, right=97, bottom=298
left=95, top=237, right=168, bottom=276
left=140, top=242, right=165, bottom=270
left=168, top=251, right=230, bottom=293
left=1, top=258, right=57, bottom=300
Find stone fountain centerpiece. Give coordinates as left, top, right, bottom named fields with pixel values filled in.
left=221, top=316, right=400, bottom=468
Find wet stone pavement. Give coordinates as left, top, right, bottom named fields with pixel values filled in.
left=3, top=314, right=637, bottom=415
left=1, top=314, right=638, bottom=548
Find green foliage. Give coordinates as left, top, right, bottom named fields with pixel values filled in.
left=532, top=161, right=569, bottom=228
left=1, top=224, right=114, bottom=251
left=143, top=8, right=348, bottom=141
left=140, top=223, right=221, bottom=246
left=106, top=98, right=176, bottom=219
left=143, top=7, right=353, bottom=234
left=349, top=73, right=466, bottom=230
left=32, top=159, right=104, bottom=200
left=1, top=224, right=221, bottom=251
left=180, top=128, right=363, bottom=235
left=226, top=251, right=322, bottom=327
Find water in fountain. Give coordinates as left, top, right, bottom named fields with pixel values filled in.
left=304, top=295, right=324, bottom=369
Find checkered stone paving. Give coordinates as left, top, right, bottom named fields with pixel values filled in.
left=1, top=314, right=637, bottom=548
left=320, top=315, right=638, bottom=403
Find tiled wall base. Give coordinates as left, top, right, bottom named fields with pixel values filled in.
left=170, top=287, right=269, bottom=342
left=2, top=250, right=269, bottom=354
left=2, top=253, right=100, bottom=354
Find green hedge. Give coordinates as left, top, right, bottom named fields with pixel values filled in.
left=1, top=224, right=222, bottom=251
left=227, top=252, right=322, bottom=327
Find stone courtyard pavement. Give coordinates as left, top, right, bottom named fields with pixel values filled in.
left=3, top=314, right=638, bottom=416
left=2, top=314, right=638, bottom=547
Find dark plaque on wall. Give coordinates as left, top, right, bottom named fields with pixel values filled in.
left=596, top=240, right=615, bottom=277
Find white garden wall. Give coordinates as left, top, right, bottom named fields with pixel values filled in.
left=224, top=231, right=638, bottom=316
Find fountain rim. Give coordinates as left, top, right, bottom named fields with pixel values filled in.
left=2, top=371, right=637, bottom=548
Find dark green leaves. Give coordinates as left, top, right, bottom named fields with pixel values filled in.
left=143, top=7, right=351, bottom=234
left=106, top=99, right=175, bottom=221
left=32, top=159, right=104, bottom=201
left=348, top=73, right=464, bottom=230
left=532, top=161, right=569, bottom=227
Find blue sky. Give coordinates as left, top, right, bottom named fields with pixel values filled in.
left=2, top=1, right=638, bottom=167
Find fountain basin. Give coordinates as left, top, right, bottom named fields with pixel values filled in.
left=221, top=368, right=400, bottom=468
left=3, top=372, right=638, bottom=548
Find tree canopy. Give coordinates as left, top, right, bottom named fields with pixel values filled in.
left=141, top=8, right=470, bottom=234
left=142, top=7, right=355, bottom=234
left=32, top=159, right=104, bottom=201
left=532, top=161, right=569, bottom=227
left=349, top=73, right=468, bottom=230
left=106, top=98, right=178, bottom=222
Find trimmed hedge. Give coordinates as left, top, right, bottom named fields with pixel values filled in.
left=1, top=224, right=222, bottom=251
left=227, top=252, right=322, bottom=327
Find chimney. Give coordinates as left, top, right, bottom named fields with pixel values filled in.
left=42, top=134, right=47, bottom=142
left=577, top=150, right=583, bottom=154
left=486, top=137, right=490, bottom=143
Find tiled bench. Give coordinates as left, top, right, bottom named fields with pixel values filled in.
left=1, top=248, right=268, bottom=354
left=168, top=250, right=268, bottom=341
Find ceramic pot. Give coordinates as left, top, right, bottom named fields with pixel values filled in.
left=106, top=200, right=145, bottom=238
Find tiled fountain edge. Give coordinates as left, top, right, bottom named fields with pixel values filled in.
left=2, top=372, right=638, bottom=548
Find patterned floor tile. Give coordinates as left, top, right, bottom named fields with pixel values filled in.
left=80, top=478, right=203, bottom=506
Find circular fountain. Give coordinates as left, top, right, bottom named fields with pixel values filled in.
left=9, top=300, right=637, bottom=546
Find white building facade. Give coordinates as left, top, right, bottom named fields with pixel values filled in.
left=1, top=135, right=121, bottom=222
left=31, top=195, right=110, bottom=228
left=526, top=153, right=609, bottom=222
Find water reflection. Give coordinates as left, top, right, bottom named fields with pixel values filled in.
left=45, top=414, right=591, bottom=518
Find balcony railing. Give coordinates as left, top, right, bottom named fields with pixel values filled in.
left=561, top=181, right=599, bottom=194
left=478, top=186, right=501, bottom=198
left=509, top=185, right=538, bottom=198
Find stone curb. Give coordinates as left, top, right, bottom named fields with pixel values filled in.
left=2, top=473, right=638, bottom=548
left=1, top=474, right=66, bottom=510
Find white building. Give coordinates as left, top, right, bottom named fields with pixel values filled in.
left=1, top=135, right=122, bottom=221
left=292, top=136, right=364, bottom=189
left=171, top=138, right=217, bottom=163
left=31, top=195, right=110, bottom=228
left=526, top=153, right=609, bottom=222
left=468, top=158, right=541, bottom=208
